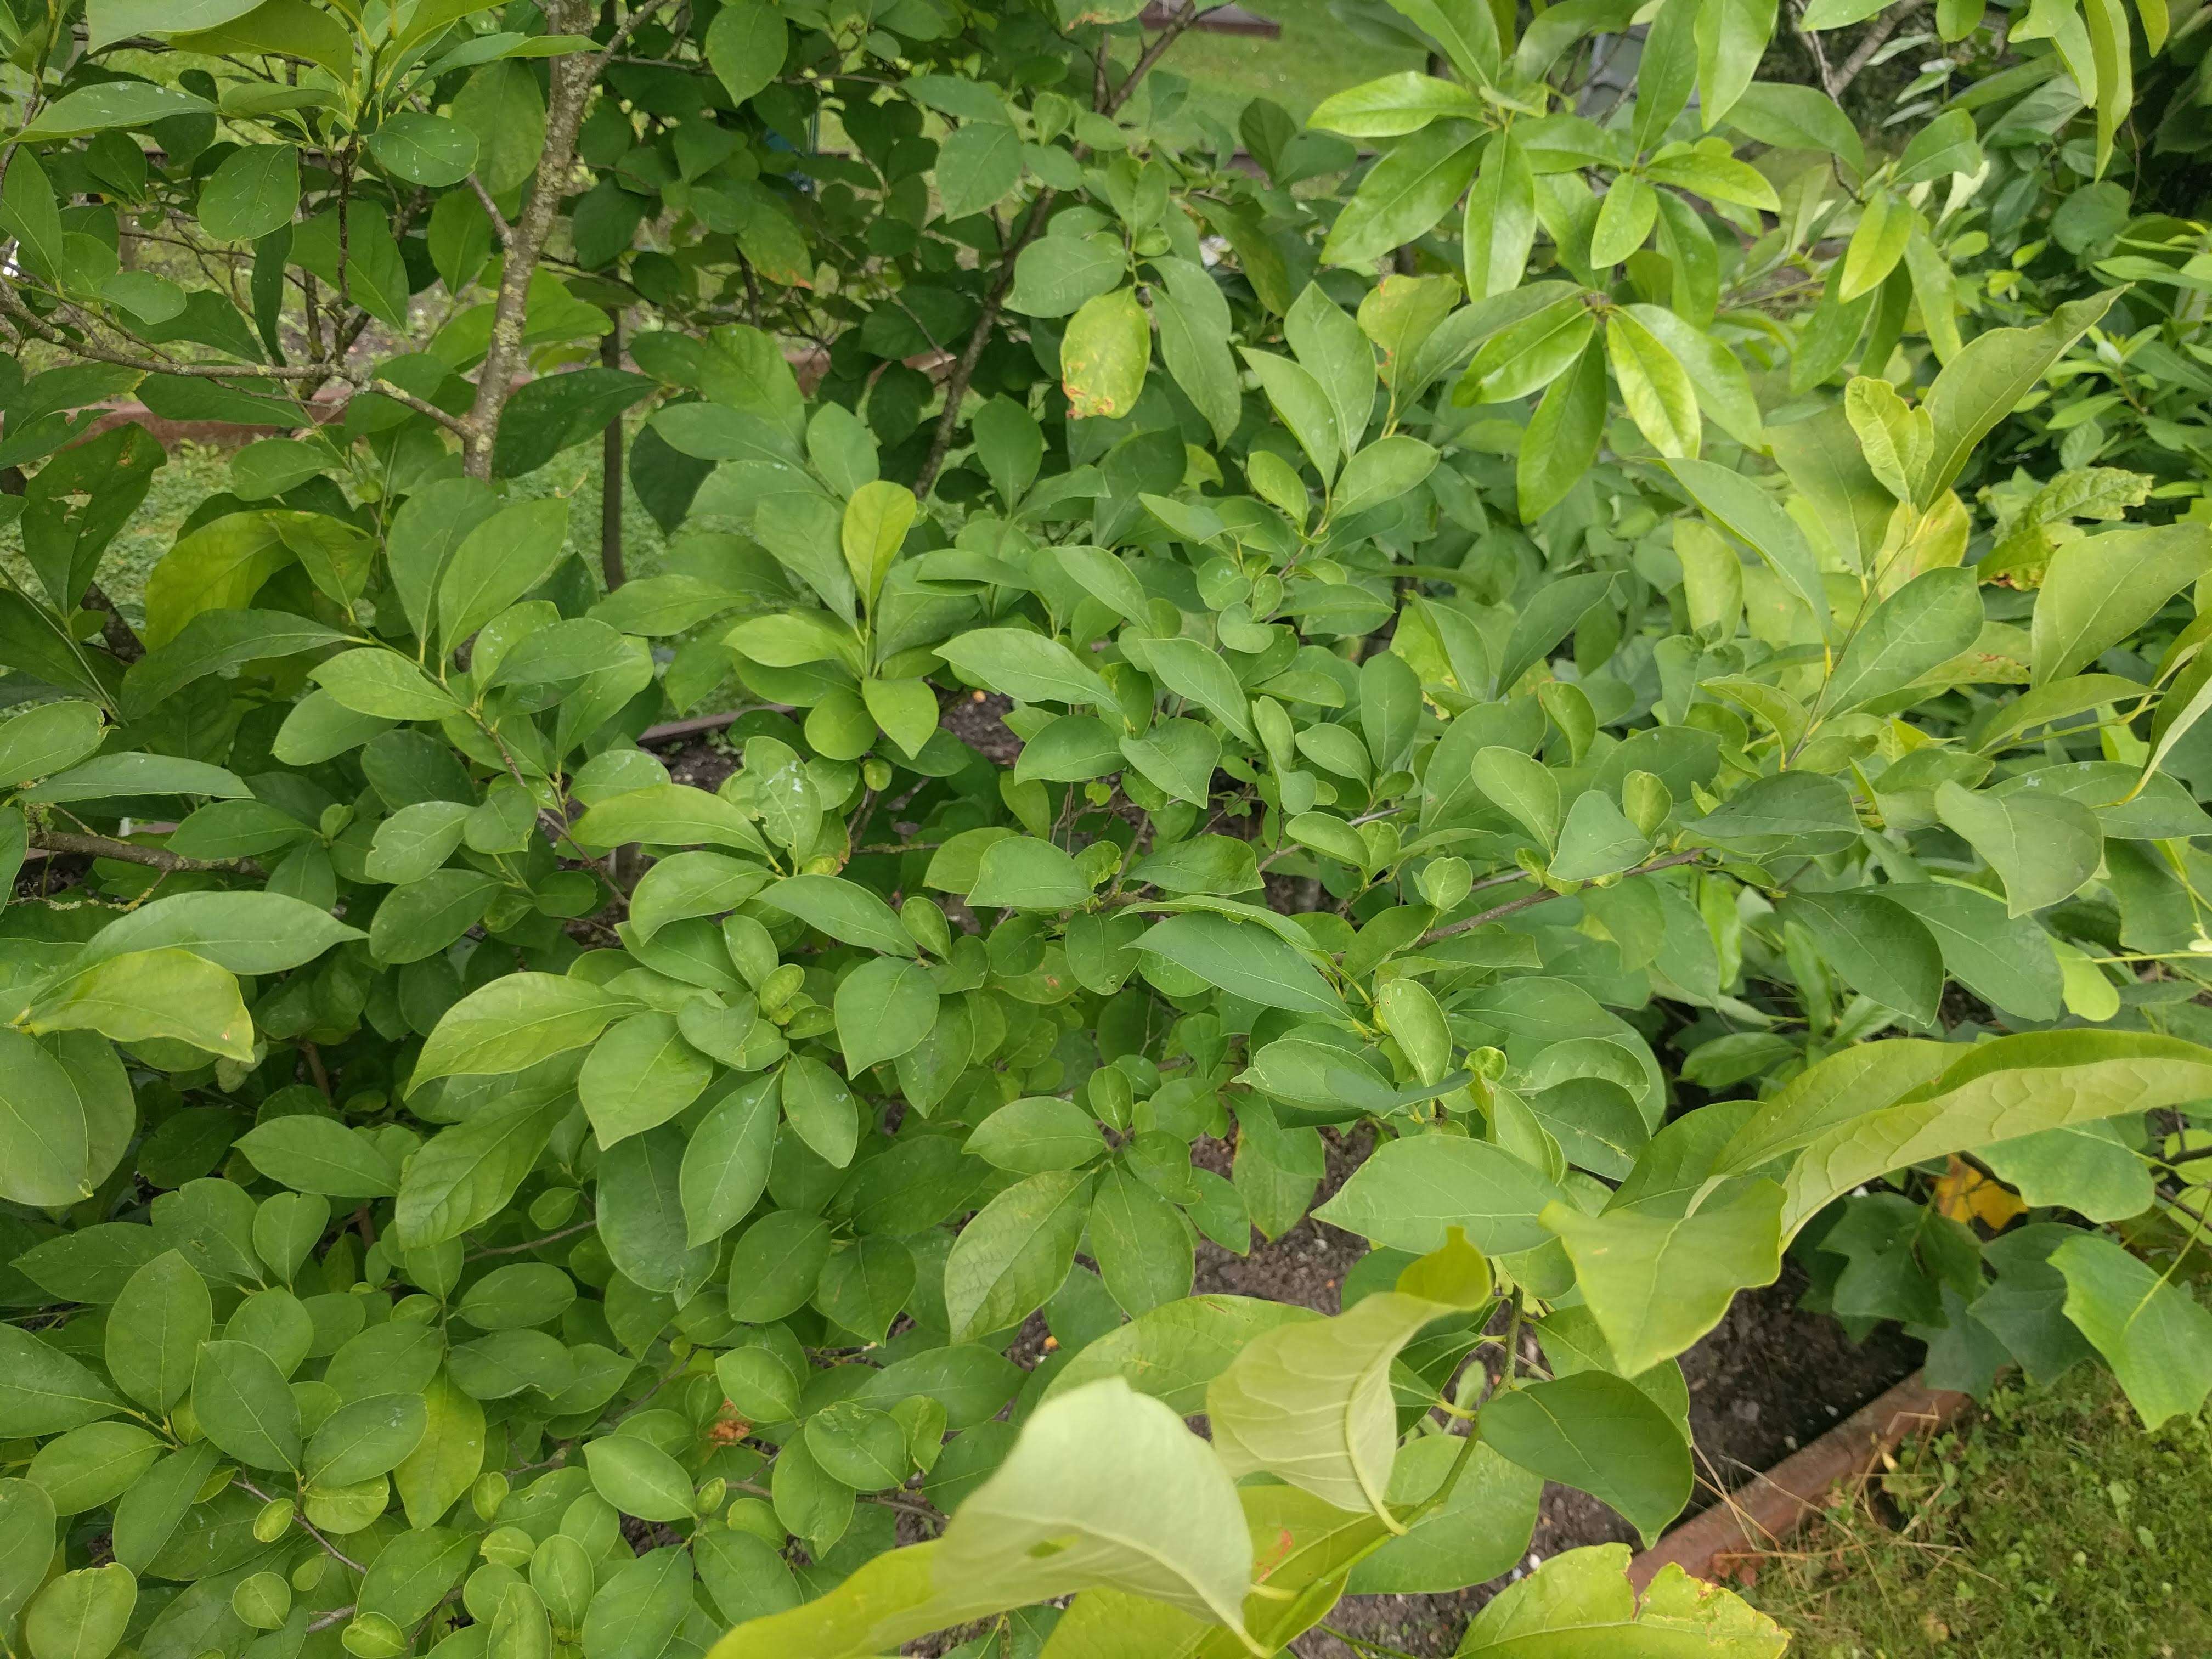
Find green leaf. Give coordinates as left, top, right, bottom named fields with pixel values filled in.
left=492, top=368, right=658, bottom=479
left=778, top=1066, right=854, bottom=1167
left=704, top=0, right=784, bottom=102
left=599, top=1126, right=717, bottom=1297
left=358, top=1526, right=473, bottom=1627
left=18, top=81, right=213, bottom=140
left=106, top=1251, right=208, bottom=1412
left=410, top=974, right=640, bottom=1087
left=1208, top=1234, right=1491, bottom=1520
left=835, top=957, right=939, bottom=1073
left=394, top=1370, right=484, bottom=1528
left=936, top=628, right=1115, bottom=707
left=1317, top=1132, right=1566, bottom=1254
left=968, top=836, right=1092, bottom=911
left=384, top=479, right=499, bottom=642
left=1463, top=129, right=1537, bottom=302
left=0, top=701, right=104, bottom=785
left=1008, top=233, right=1126, bottom=319
left=1921, top=290, right=2120, bottom=494
left=108, top=1442, right=217, bottom=1573
left=1839, top=190, right=1911, bottom=302
left=571, top=782, right=770, bottom=857
left=1460, top=294, right=1596, bottom=404
left=585, top=1436, right=698, bottom=1523
left=1244, top=349, right=1342, bottom=480
left=1934, top=781, right=2101, bottom=917
left=236, top=1115, right=401, bottom=1197
left=2052, top=1235, right=2212, bottom=1428
left=1590, top=172, right=1658, bottom=270
left=758, top=874, right=911, bottom=953
left=121, top=610, right=347, bottom=720
left=0, top=153, right=66, bottom=286
left=1887, top=881, right=2063, bottom=1021
left=1458, top=1545, right=1786, bottom=1655
left=936, top=1378, right=1253, bottom=1627
left=393, top=1085, right=571, bottom=1248
left=1979, top=1120, right=2152, bottom=1223
left=23, top=1561, right=134, bottom=1659
left=1144, top=637, right=1258, bottom=742
left=1310, top=70, right=1483, bottom=137
left=367, top=113, right=478, bottom=186
left=1322, top=122, right=1483, bottom=267
left=1090, top=1168, right=1193, bottom=1315
left=936, top=123, right=1023, bottom=220
left=1517, top=338, right=1607, bottom=523
left=1384, top=0, right=1501, bottom=82
left=1662, top=458, right=1829, bottom=629
left=311, top=647, right=462, bottom=721
left=1471, top=746, right=1561, bottom=847
left=1045, top=1296, right=1319, bottom=1414
left=23, top=949, right=253, bottom=1062
left=1824, top=566, right=1985, bottom=712
left=305, top=1392, right=428, bottom=1485
left=2030, top=523, right=2212, bottom=685
left=437, top=497, right=573, bottom=640
left=1768, top=1031, right=2212, bottom=1235
left=1691, top=770, right=1861, bottom=856
left=1543, top=1181, right=1784, bottom=1376
left=1346, top=1434, right=1543, bottom=1595
left=1777, top=890, right=1945, bottom=1024
left=1377, top=978, right=1452, bottom=1087
left=0, top=1325, right=121, bottom=1438
left=966, top=1096, right=1106, bottom=1173
left=1480, top=1373, right=1691, bottom=1544
left=1135, top=912, right=1347, bottom=1019
left=944, top=1170, right=1096, bottom=1343
left=681, top=1074, right=779, bottom=1246
left=805, top=1402, right=910, bottom=1490
left=27, top=752, right=250, bottom=803
left=1336, top=435, right=1440, bottom=522
left=1724, top=81, right=1863, bottom=170
left=190, top=1340, right=301, bottom=1470
left=1548, top=791, right=1650, bottom=882
left=840, top=479, right=916, bottom=610
left=1060, top=289, right=1150, bottom=421
left=0, top=1029, right=132, bottom=1209
left=729, top=1210, right=833, bottom=1322
left=710, top=1542, right=962, bottom=1659
left=580, top=1011, right=714, bottom=1145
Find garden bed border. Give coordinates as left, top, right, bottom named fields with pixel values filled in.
left=1629, top=1370, right=1972, bottom=1589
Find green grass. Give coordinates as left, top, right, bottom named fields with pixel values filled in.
left=1741, top=1365, right=2212, bottom=1657
left=1150, top=0, right=1425, bottom=132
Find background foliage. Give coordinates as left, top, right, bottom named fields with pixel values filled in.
left=3, top=0, right=2212, bottom=1654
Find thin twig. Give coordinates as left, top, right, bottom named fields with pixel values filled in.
left=1414, top=850, right=1706, bottom=947
left=234, top=1479, right=368, bottom=1573
left=465, top=1217, right=596, bottom=1260
left=911, top=3, right=1222, bottom=497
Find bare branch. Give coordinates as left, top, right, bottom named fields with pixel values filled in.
left=1832, top=0, right=1927, bottom=98
left=911, top=4, right=1222, bottom=498
left=31, top=829, right=261, bottom=876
